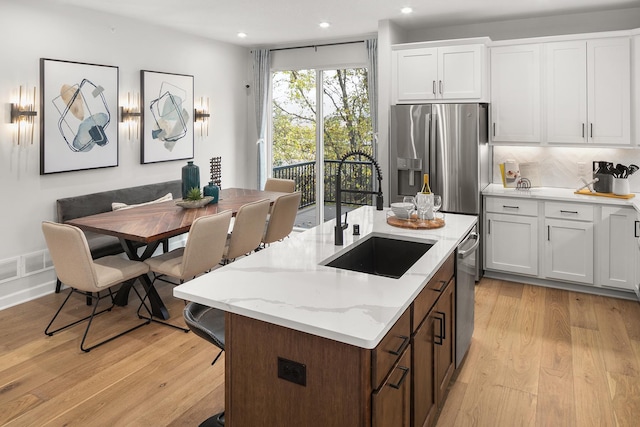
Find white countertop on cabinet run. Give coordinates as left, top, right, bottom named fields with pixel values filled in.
left=483, top=184, right=640, bottom=213
left=174, top=206, right=477, bottom=349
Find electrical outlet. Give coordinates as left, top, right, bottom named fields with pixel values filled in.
left=278, top=357, right=306, bottom=386
left=577, top=161, right=586, bottom=178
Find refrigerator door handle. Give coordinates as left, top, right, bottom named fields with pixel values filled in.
left=430, top=110, right=438, bottom=191
left=420, top=113, right=431, bottom=176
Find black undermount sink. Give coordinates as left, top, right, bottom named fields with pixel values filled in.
left=324, top=235, right=434, bottom=279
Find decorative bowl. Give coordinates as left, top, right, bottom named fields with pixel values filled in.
left=175, top=196, right=214, bottom=209
left=390, top=202, right=413, bottom=219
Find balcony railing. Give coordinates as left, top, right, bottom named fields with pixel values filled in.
left=273, top=160, right=375, bottom=208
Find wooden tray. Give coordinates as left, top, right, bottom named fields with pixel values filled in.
left=574, top=189, right=635, bottom=199
left=386, top=214, right=445, bottom=229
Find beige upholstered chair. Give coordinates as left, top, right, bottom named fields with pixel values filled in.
left=141, top=210, right=233, bottom=330
left=144, top=210, right=233, bottom=283
left=262, top=191, right=302, bottom=247
left=42, top=221, right=150, bottom=352
left=264, top=177, right=295, bottom=193
left=223, top=199, right=270, bottom=263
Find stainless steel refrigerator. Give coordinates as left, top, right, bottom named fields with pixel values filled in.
left=390, top=103, right=489, bottom=368
left=390, top=103, right=488, bottom=215
left=389, top=103, right=489, bottom=278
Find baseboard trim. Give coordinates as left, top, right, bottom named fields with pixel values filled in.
left=483, top=270, right=637, bottom=301
left=0, top=280, right=56, bottom=311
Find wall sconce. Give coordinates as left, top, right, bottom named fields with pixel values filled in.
left=10, top=85, right=37, bottom=145
left=120, top=92, right=141, bottom=141
left=194, top=96, right=210, bottom=137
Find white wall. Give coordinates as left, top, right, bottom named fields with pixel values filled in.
left=377, top=20, right=407, bottom=204
left=0, top=0, right=251, bottom=309
left=406, top=7, right=640, bottom=42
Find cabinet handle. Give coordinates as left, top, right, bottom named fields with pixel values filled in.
left=582, top=123, right=585, bottom=138
left=389, top=366, right=410, bottom=389
left=388, top=335, right=410, bottom=356
left=434, top=311, right=446, bottom=345
left=590, top=123, right=593, bottom=138
left=493, top=122, right=496, bottom=137
left=438, top=311, right=446, bottom=340
left=432, top=80, right=436, bottom=95
left=433, top=280, right=447, bottom=292
left=434, top=315, right=443, bottom=345
left=547, top=225, right=550, bottom=241
left=635, top=220, right=639, bottom=238
left=439, top=80, right=443, bottom=94
left=560, top=210, right=579, bottom=215
left=488, top=219, right=491, bottom=234
left=503, top=205, right=520, bottom=210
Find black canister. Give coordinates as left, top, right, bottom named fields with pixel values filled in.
left=593, top=161, right=613, bottom=193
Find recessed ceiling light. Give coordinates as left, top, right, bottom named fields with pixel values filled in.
left=401, top=7, right=413, bottom=14
left=237, top=32, right=247, bottom=38
left=319, top=22, right=330, bottom=29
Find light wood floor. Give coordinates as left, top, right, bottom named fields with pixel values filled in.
left=437, top=278, right=640, bottom=427
left=1, top=278, right=639, bottom=426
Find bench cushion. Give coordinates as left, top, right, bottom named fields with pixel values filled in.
left=57, top=180, right=181, bottom=223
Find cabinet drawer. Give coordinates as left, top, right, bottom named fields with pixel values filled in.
left=372, top=309, right=411, bottom=389
left=412, top=253, right=454, bottom=332
left=485, top=197, right=538, bottom=216
left=545, top=202, right=593, bottom=221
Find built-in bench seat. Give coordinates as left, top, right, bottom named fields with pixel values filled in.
left=55, top=180, right=182, bottom=294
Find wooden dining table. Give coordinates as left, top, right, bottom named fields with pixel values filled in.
left=66, top=188, right=287, bottom=319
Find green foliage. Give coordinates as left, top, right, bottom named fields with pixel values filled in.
left=185, top=187, right=203, bottom=201
left=272, top=68, right=372, bottom=167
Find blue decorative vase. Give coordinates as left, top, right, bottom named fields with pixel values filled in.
left=203, top=181, right=219, bottom=204
left=181, top=161, right=200, bottom=199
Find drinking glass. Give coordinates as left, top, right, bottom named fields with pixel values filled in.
left=402, top=196, right=416, bottom=218
left=433, top=195, right=442, bottom=218
left=415, top=193, right=430, bottom=220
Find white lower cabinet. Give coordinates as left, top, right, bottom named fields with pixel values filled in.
left=484, top=194, right=639, bottom=296
left=599, top=206, right=638, bottom=291
left=543, top=202, right=594, bottom=284
left=544, top=218, right=594, bottom=284
left=485, top=198, right=539, bottom=276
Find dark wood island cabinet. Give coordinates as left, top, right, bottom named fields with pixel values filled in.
left=224, top=252, right=458, bottom=427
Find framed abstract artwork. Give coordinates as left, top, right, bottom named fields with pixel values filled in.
left=40, top=58, right=119, bottom=175
left=140, top=70, right=194, bottom=164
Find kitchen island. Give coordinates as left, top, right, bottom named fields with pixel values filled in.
left=174, top=206, right=477, bottom=426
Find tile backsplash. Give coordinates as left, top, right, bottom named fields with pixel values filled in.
left=492, top=146, right=640, bottom=192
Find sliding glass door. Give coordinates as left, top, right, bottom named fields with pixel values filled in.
left=271, top=67, right=373, bottom=228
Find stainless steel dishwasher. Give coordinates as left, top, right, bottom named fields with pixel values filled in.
left=456, top=226, right=479, bottom=367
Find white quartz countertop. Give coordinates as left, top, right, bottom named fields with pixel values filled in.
left=483, top=183, right=640, bottom=213
left=174, top=206, right=477, bottom=349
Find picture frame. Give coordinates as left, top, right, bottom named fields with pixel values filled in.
left=140, top=70, right=194, bottom=164
left=40, top=58, right=119, bottom=175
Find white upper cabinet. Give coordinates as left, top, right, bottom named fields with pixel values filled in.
left=392, top=43, right=487, bottom=103
left=546, top=37, right=631, bottom=146
left=393, top=48, right=438, bottom=101
left=438, top=45, right=483, bottom=99
left=490, top=44, right=541, bottom=143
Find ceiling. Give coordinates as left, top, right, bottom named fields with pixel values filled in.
left=51, top=0, right=640, bottom=47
